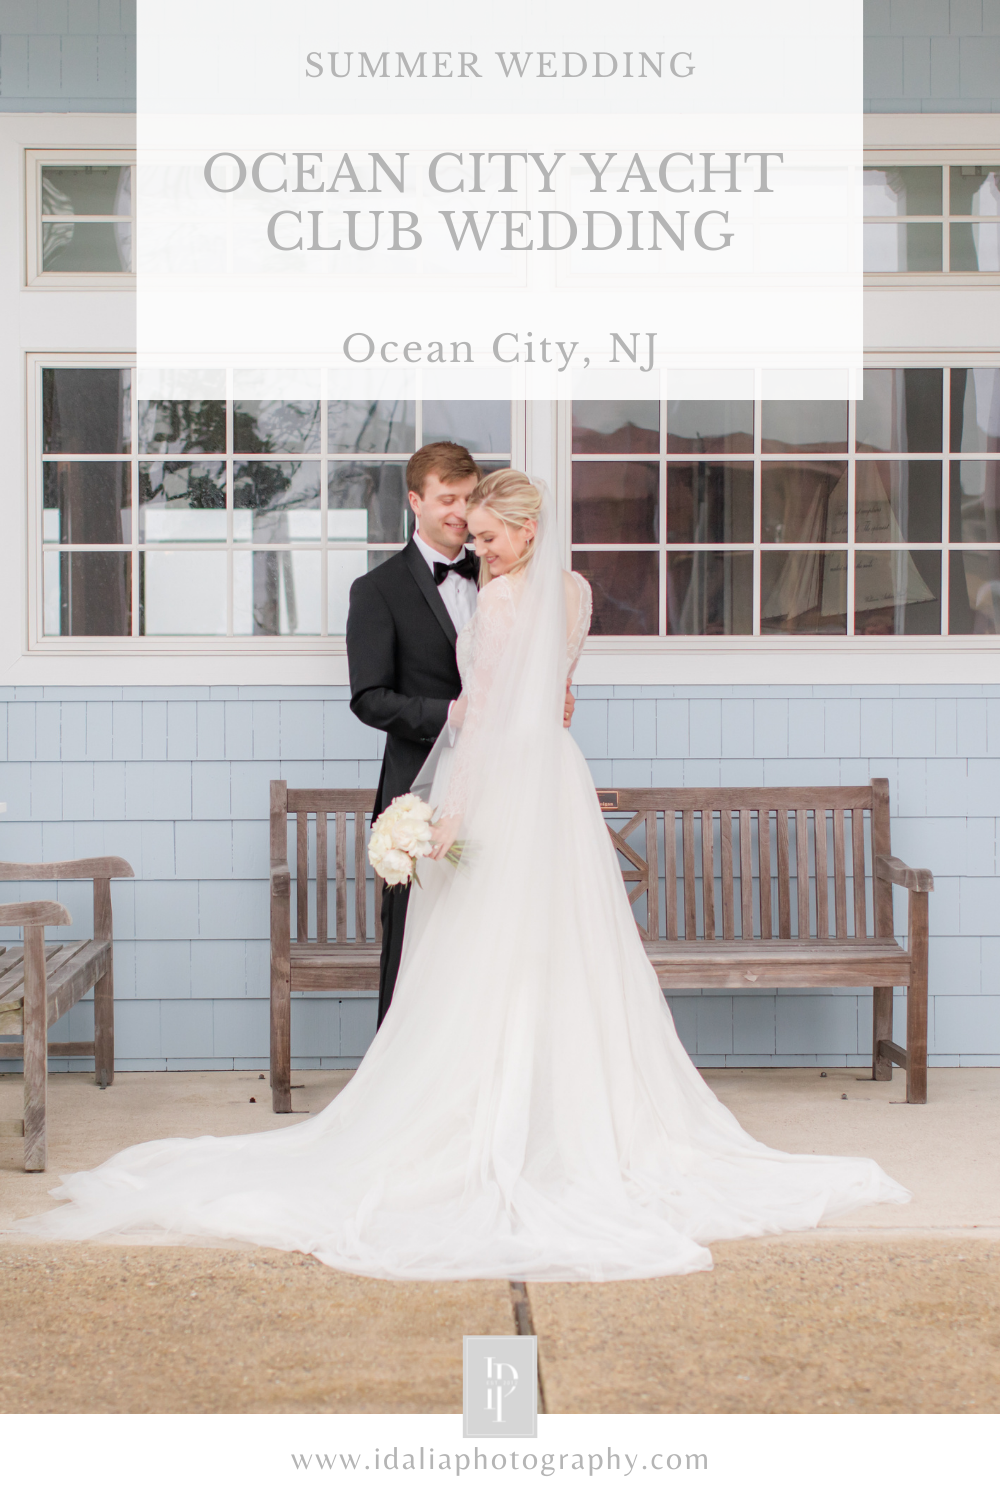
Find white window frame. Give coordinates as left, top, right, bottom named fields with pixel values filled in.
left=25, top=147, right=136, bottom=290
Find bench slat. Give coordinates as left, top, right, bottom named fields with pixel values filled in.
left=296, top=813, right=309, bottom=943
left=776, top=808, right=791, bottom=939
left=701, top=809, right=716, bottom=939
left=682, top=810, right=696, bottom=939
left=796, top=809, right=810, bottom=937
left=739, top=809, right=753, bottom=939
left=664, top=807, right=678, bottom=939
left=852, top=807, right=868, bottom=937
left=645, top=811, right=659, bottom=940
left=720, top=810, right=735, bottom=940
left=335, top=812, right=348, bottom=944
left=355, top=810, right=369, bottom=946
left=833, top=809, right=848, bottom=938
left=815, top=809, right=829, bottom=937
left=316, top=812, right=328, bottom=945
left=758, top=809, right=773, bottom=939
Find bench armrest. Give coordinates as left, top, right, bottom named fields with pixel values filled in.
left=0, top=901, right=72, bottom=927
left=876, top=854, right=934, bottom=893
left=0, top=858, right=134, bottom=881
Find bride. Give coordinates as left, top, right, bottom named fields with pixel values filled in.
left=17, top=470, right=909, bottom=1281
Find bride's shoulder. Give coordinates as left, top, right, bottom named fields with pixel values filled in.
left=564, top=569, right=592, bottom=603
left=476, top=574, right=517, bottom=615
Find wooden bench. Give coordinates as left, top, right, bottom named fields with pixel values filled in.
left=269, top=776, right=932, bottom=1110
left=0, top=856, right=133, bottom=1169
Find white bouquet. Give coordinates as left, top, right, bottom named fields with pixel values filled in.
left=368, top=793, right=465, bottom=887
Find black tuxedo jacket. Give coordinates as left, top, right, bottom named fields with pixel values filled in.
left=346, top=539, right=471, bottom=817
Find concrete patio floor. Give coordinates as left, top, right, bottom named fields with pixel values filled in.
left=1, top=1066, right=999, bottom=1414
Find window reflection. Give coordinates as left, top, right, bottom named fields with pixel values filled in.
left=667, top=462, right=753, bottom=543
left=949, top=166, right=1000, bottom=216
left=571, top=461, right=659, bottom=544
left=761, top=462, right=848, bottom=543
left=140, top=552, right=227, bottom=635
left=328, top=551, right=395, bottom=634
left=760, top=552, right=847, bottom=634
left=234, top=401, right=320, bottom=453
left=666, top=401, right=753, bottom=454
left=234, top=461, right=321, bottom=541
left=328, top=401, right=415, bottom=453
left=43, top=368, right=130, bottom=454
left=949, top=551, right=1000, bottom=633
left=572, top=401, right=658, bottom=454
left=864, top=166, right=942, bottom=216
left=572, top=551, right=658, bottom=634
left=855, top=461, right=942, bottom=543
left=864, top=223, right=942, bottom=272
left=950, top=222, right=1000, bottom=273
left=950, top=459, right=1000, bottom=544
left=44, top=552, right=131, bottom=636
left=233, top=552, right=321, bottom=635
left=422, top=401, right=511, bottom=452
left=856, top=369, right=943, bottom=453
left=761, top=401, right=847, bottom=453
left=328, top=462, right=408, bottom=544
left=950, top=370, right=1000, bottom=453
left=667, top=552, right=752, bottom=635
left=138, top=401, right=226, bottom=454
left=43, top=462, right=130, bottom=545
left=854, top=551, right=940, bottom=635
left=42, top=223, right=131, bottom=273
left=42, top=165, right=130, bottom=215
left=139, top=461, right=226, bottom=541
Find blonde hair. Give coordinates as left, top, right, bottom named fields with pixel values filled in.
left=467, top=469, right=543, bottom=586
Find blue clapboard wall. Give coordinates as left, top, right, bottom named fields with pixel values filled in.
left=1, top=682, right=999, bottom=1071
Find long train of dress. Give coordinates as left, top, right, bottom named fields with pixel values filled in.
left=15, top=558, right=909, bottom=1280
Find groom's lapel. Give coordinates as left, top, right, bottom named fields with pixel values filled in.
left=403, top=538, right=458, bottom=650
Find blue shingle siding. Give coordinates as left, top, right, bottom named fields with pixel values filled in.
left=1, top=681, right=998, bottom=1071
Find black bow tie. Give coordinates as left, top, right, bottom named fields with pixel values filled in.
left=433, top=552, right=478, bottom=586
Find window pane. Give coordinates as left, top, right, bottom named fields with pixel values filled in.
left=138, top=400, right=226, bottom=454
left=761, top=401, right=847, bottom=453
left=949, top=551, right=1000, bottom=633
left=233, top=552, right=320, bottom=635
left=855, top=460, right=942, bottom=543
left=950, top=370, right=1000, bottom=453
left=854, top=551, right=940, bottom=635
left=666, top=462, right=753, bottom=543
left=572, top=551, right=658, bottom=634
left=856, top=368, right=943, bottom=453
left=949, top=166, right=1000, bottom=216
left=950, top=221, right=1000, bottom=273
left=233, top=400, right=320, bottom=453
left=42, top=461, right=130, bottom=544
left=234, top=460, right=320, bottom=541
left=863, top=166, right=942, bottom=216
left=572, top=401, right=658, bottom=454
left=863, top=223, right=942, bottom=272
left=571, top=461, right=659, bottom=544
left=328, top=400, right=415, bottom=453
left=760, top=551, right=847, bottom=634
left=139, top=461, right=226, bottom=541
left=42, top=164, right=131, bottom=216
left=666, top=400, right=753, bottom=454
left=43, top=368, right=130, bottom=453
left=41, top=222, right=131, bottom=272
left=422, top=401, right=511, bottom=452
left=329, top=461, right=408, bottom=543
left=43, top=551, right=131, bottom=636
left=667, top=551, right=752, bottom=635
left=328, top=551, right=391, bottom=634
left=950, top=459, right=1000, bottom=544
left=761, top=462, right=848, bottom=543
left=140, top=552, right=227, bottom=635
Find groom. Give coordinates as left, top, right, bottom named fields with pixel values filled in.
left=347, top=442, right=483, bottom=1028
left=347, top=440, right=576, bottom=1027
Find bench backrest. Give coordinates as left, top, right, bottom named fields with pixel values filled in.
left=271, top=783, right=381, bottom=946
left=597, top=779, right=893, bottom=942
left=271, top=777, right=893, bottom=947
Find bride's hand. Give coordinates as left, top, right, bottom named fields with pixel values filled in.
left=448, top=695, right=468, bottom=729
left=428, top=813, right=462, bottom=861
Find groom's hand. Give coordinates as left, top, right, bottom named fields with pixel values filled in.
left=564, top=682, right=575, bottom=728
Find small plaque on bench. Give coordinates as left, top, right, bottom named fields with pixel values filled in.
left=597, top=790, right=619, bottom=810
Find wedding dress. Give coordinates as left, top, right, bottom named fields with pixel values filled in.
left=15, top=494, right=909, bottom=1280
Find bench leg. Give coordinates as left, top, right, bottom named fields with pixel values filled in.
left=906, top=890, right=929, bottom=1105
left=23, top=926, right=47, bottom=1172
left=270, top=965, right=292, bottom=1113
left=872, top=986, right=893, bottom=1082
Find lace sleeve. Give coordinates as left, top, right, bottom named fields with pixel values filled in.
left=567, top=572, right=593, bottom=676
left=438, top=577, right=518, bottom=820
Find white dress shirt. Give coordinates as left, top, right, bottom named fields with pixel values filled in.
left=412, top=529, right=478, bottom=635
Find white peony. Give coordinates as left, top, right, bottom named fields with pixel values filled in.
left=367, top=793, right=436, bottom=886
left=377, top=847, right=414, bottom=886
